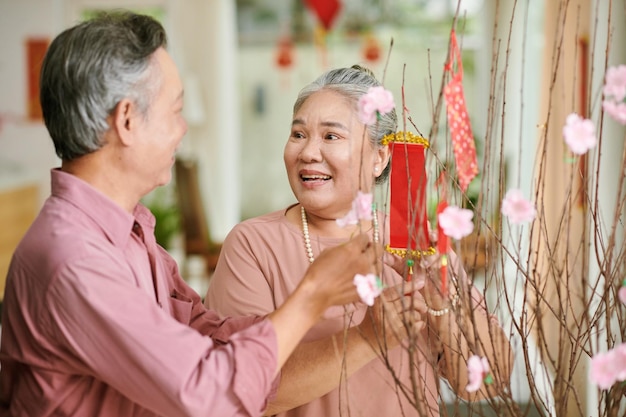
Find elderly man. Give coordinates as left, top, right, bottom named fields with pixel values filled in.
left=0, top=11, right=378, bottom=417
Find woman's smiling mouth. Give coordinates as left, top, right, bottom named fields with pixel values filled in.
left=301, top=174, right=331, bottom=182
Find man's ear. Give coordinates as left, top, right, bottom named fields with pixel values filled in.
left=111, top=98, right=136, bottom=146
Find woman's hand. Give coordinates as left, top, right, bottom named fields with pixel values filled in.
left=357, top=283, right=428, bottom=352
left=383, top=251, right=460, bottom=320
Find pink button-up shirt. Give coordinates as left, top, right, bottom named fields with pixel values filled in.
left=0, top=169, right=278, bottom=417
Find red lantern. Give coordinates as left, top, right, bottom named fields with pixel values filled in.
left=305, top=0, right=341, bottom=31
left=275, top=36, right=294, bottom=70
left=362, top=35, right=381, bottom=63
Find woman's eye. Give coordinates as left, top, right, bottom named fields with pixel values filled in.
left=291, top=131, right=305, bottom=139
left=325, top=133, right=339, bottom=141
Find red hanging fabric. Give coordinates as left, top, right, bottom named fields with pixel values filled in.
left=444, top=30, right=478, bottom=193
left=436, top=200, right=449, bottom=296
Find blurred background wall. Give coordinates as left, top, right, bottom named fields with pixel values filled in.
left=0, top=0, right=491, bottom=240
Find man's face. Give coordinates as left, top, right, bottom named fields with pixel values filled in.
left=133, top=48, right=187, bottom=191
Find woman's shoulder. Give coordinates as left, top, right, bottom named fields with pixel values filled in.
left=227, top=204, right=300, bottom=240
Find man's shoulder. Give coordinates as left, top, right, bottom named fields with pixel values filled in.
left=12, top=201, right=120, bottom=279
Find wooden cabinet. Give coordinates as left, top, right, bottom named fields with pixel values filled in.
left=0, top=184, right=38, bottom=300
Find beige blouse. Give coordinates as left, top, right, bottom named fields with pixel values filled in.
left=205, top=205, right=441, bottom=417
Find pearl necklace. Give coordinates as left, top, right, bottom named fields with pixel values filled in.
left=300, top=205, right=378, bottom=264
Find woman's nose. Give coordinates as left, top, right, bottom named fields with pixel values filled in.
left=299, top=137, right=323, bottom=162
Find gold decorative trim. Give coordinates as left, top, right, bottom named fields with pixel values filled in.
left=381, top=131, right=430, bottom=147
left=385, top=245, right=436, bottom=258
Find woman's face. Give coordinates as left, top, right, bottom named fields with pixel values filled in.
left=284, top=89, right=388, bottom=219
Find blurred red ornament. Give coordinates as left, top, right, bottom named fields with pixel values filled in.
left=275, top=37, right=294, bottom=69
left=362, top=35, right=381, bottom=63
left=305, top=0, right=342, bottom=31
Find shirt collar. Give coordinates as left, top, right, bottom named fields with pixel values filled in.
left=50, top=169, right=156, bottom=247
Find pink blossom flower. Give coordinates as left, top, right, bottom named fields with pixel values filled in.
left=336, top=210, right=358, bottom=228
left=352, top=191, right=373, bottom=220
left=358, top=86, right=395, bottom=125
left=590, top=343, right=626, bottom=390
left=590, top=349, right=619, bottom=389
left=562, top=113, right=597, bottom=155
left=466, top=355, right=490, bottom=393
left=602, top=66, right=626, bottom=125
left=501, top=189, right=537, bottom=224
left=603, top=65, right=626, bottom=102
left=613, top=344, right=626, bottom=381
left=336, top=191, right=373, bottom=227
left=438, top=205, right=474, bottom=240
left=602, top=99, right=626, bottom=125
left=353, top=273, right=383, bottom=306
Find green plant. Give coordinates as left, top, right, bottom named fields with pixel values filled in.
left=141, top=186, right=181, bottom=249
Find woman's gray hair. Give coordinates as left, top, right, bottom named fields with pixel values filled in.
left=40, top=11, right=167, bottom=161
left=293, top=64, right=397, bottom=184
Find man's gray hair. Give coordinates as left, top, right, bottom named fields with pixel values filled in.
left=40, top=11, right=167, bottom=160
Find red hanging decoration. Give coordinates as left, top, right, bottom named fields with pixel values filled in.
left=274, top=36, right=295, bottom=90
left=443, top=30, right=478, bottom=193
left=436, top=201, right=449, bottom=296
left=304, top=0, right=342, bottom=31
left=384, top=132, right=435, bottom=282
left=362, top=34, right=381, bottom=64
left=434, top=168, right=450, bottom=295
left=275, top=36, right=294, bottom=70
left=388, top=139, right=429, bottom=251
left=27, top=38, right=49, bottom=121
left=305, top=0, right=341, bottom=69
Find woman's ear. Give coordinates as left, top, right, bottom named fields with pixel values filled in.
left=374, top=144, right=391, bottom=177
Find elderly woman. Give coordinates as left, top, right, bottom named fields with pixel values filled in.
left=205, top=65, right=512, bottom=417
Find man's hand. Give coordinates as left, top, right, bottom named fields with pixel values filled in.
left=268, top=233, right=381, bottom=373
left=299, top=233, right=381, bottom=317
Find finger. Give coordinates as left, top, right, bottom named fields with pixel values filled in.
left=410, top=295, right=428, bottom=314
left=341, top=233, right=370, bottom=258
left=396, top=278, right=425, bottom=298
left=354, top=233, right=371, bottom=252
left=394, top=309, right=425, bottom=342
left=403, top=294, right=428, bottom=315
left=369, top=244, right=382, bottom=267
left=391, top=297, right=416, bottom=316
left=420, top=253, right=441, bottom=269
left=382, top=251, right=405, bottom=272
left=382, top=284, right=410, bottom=301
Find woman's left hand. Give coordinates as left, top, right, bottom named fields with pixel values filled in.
left=383, top=251, right=457, bottom=317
